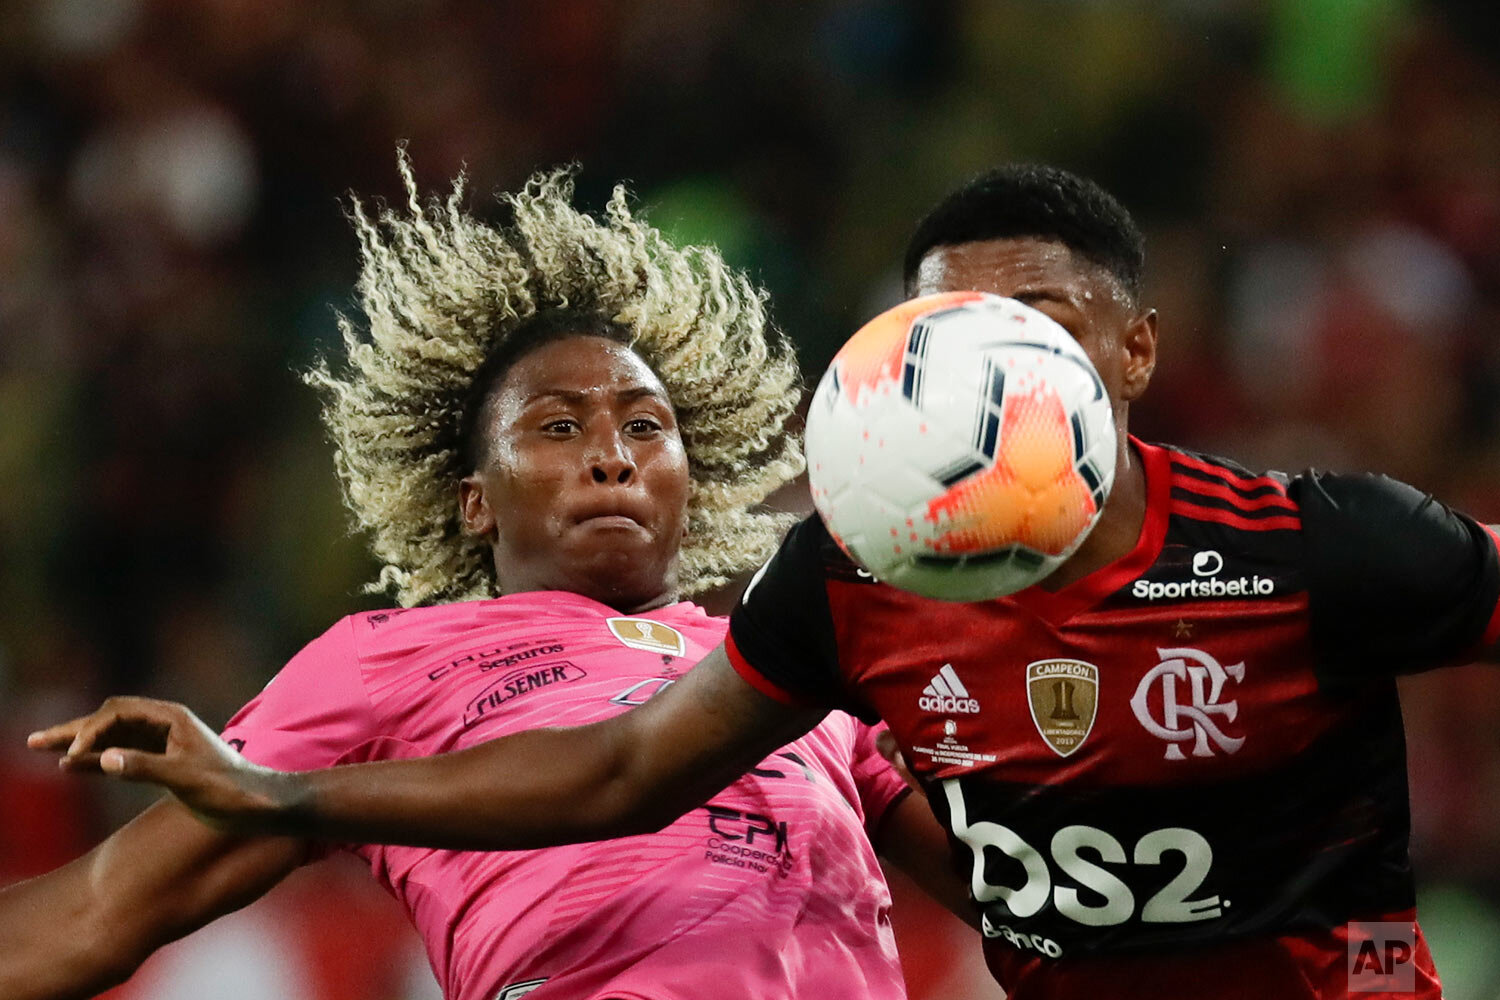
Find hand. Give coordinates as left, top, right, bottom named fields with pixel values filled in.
left=875, top=728, right=922, bottom=792
left=27, top=696, right=298, bottom=834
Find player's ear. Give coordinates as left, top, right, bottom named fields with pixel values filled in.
left=459, top=476, right=496, bottom=537
left=1120, top=309, right=1157, bottom=403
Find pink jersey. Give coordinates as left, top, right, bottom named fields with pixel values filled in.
left=221, top=593, right=909, bottom=1000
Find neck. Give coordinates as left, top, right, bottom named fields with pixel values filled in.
left=493, top=558, right=681, bottom=615
left=497, top=585, right=681, bottom=614
left=614, top=590, right=681, bottom=614
left=1038, top=433, right=1147, bottom=592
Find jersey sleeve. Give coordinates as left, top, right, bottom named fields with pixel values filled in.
left=1293, top=470, right=1500, bottom=681
left=726, top=514, right=852, bottom=712
left=848, top=721, right=912, bottom=839
left=220, top=616, right=383, bottom=771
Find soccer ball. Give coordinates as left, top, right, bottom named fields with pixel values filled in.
left=805, top=291, right=1116, bottom=601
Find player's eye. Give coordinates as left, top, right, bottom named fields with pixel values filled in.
left=541, top=417, right=581, bottom=434
left=625, top=417, right=663, bottom=435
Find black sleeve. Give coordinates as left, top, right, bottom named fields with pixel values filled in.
left=1293, top=470, right=1500, bottom=681
left=727, top=514, right=850, bottom=711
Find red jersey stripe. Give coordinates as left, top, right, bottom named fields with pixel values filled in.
left=1170, top=474, right=1300, bottom=513
left=1170, top=451, right=1289, bottom=496
left=1481, top=525, right=1500, bottom=648
left=725, top=634, right=804, bottom=705
left=1171, top=497, right=1302, bottom=532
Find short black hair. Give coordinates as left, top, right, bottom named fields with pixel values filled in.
left=903, top=165, right=1145, bottom=302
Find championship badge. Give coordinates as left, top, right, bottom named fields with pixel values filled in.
left=606, top=617, right=687, bottom=656
left=1026, top=659, right=1099, bottom=757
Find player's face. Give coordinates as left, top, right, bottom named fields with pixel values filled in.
left=912, top=237, right=1157, bottom=432
left=459, top=335, right=691, bottom=612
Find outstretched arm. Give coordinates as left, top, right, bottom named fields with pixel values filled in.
left=0, top=799, right=305, bottom=1000
left=33, top=645, right=826, bottom=851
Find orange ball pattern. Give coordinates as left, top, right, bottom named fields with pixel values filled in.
left=923, top=379, right=1098, bottom=557
left=831, top=291, right=986, bottom=407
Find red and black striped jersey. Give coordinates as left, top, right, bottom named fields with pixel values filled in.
left=727, top=438, right=1500, bottom=1000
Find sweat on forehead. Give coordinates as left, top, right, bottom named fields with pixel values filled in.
left=459, top=314, right=643, bottom=469
left=913, top=238, right=1137, bottom=313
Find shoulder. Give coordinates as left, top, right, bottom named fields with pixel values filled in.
left=342, top=596, right=560, bottom=663
left=1286, top=470, right=1500, bottom=616
left=638, top=599, right=724, bottom=630
left=770, top=513, right=865, bottom=580
left=1148, top=443, right=1472, bottom=547
left=269, top=601, right=514, bottom=703
left=737, top=513, right=841, bottom=612
left=1149, top=441, right=1299, bottom=528
left=227, top=599, right=530, bottom=754
left=1133, top=442, right=1303, bottom=571
left=1160, top=446, right=1450, bottom=531
left=1150, top=444, right=1487, bottom=588
left=1156, top=443, right=1292, bottom=492
left=1287, top=469, right=1453, bottom=530
left=344, top=600, right=488, bottom=649
left=1279, top=470, right=1500, bottom=676
left=224, top=615, right=379, bottom=766
left=1287, top=469, right=1485, bottom=572
left=647, top=600, right=729, bottom=643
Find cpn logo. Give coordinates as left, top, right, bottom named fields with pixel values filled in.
left=1130, top=647, right=1245, bottom=760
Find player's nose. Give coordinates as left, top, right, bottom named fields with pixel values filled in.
left=585, top=426, right=634, bottom=485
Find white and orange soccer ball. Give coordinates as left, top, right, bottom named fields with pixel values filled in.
left=806, top=291, right=1117, bottom=601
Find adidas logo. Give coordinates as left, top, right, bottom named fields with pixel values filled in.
left=918, top=663, right=980, bottom=714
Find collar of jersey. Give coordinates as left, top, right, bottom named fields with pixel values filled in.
left=491, top=590, right=708, bottom=621
left=1002, top=435, right=1171, bottom=624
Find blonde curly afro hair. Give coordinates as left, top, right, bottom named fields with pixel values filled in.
left=308, top=153, right=805, bottom=607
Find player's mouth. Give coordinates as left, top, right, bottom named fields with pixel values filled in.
left=571, top=498, right=653, bottom=533
left=579, top=514, right=643, bottom=530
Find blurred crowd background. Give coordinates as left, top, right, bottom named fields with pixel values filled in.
left=3, top=0, right=1500, bottom=997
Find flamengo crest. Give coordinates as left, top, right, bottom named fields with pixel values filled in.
left=1026, top=659, right=1099, bottom=757
left=1130, top=646, right=1246, bottom=760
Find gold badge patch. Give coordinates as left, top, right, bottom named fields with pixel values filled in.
left=1026, top=659, right=1099, bottom=757
left=606, top=617, right=686, bottom=656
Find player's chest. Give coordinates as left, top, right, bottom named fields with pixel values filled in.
left=841, top=594, right=1339, bottom=786
left=375, top=614, right=721, bottom=746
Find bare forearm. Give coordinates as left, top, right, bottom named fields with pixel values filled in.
left=0, top=861, right=136, bottom=1000
left=272, top=721, right=669, bottom=850
left=0, top=800, right=304, bottom=1000
left=36, top=648, right=824, bottom=853
left=257, top=659, right=823, bottom=851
